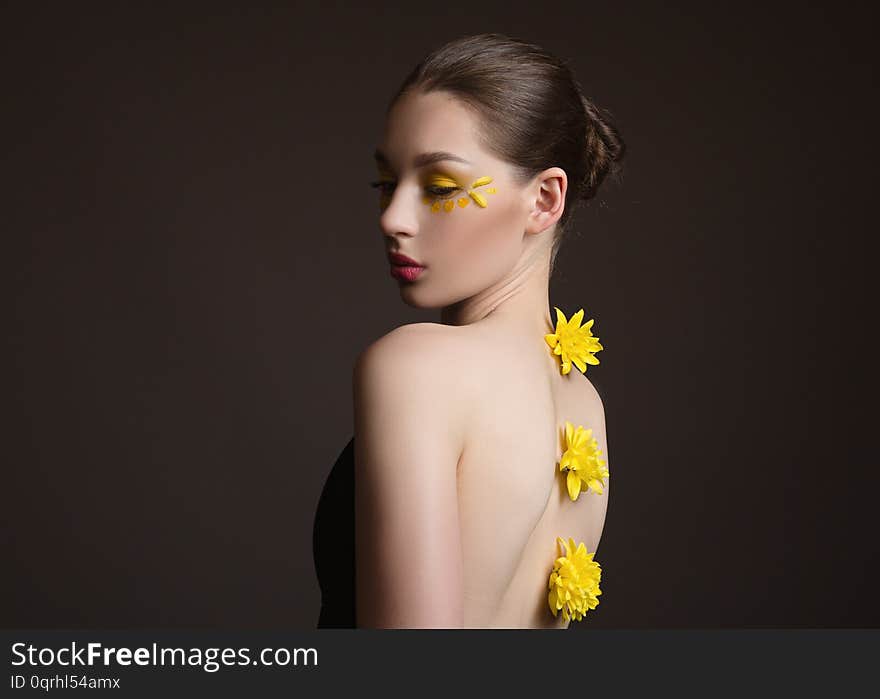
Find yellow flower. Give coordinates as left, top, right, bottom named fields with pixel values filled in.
left=559, top=420, right=609, bottom=501
left=544, top=306, right=603, bottom=375
left=548, top=537, right=602, bottom=623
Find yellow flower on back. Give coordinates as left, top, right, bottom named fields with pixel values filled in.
left=559, top=420, right=609, bottom=501
left=544, top=306, right=603, bottom=375
left=548, top=536, right=602, bottom=622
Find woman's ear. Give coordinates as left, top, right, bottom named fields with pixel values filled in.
left=525, top=167, right=567, bottom=236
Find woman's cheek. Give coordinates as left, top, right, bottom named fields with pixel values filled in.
left=432, top=214, right=518, bottom=292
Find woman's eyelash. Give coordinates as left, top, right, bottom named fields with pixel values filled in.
left=426, top=185, right=458, bottom=196
left=369, top=181, right=459, bottom=197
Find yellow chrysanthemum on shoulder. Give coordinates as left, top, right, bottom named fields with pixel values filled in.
left=544, top=306, right=603, bottom=375
left=548, top=536, right=602, bottom=622
left=559, top=420, right=609, bottom=501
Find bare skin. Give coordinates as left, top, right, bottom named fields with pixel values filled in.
left=354, top=89, right=609, bottom=628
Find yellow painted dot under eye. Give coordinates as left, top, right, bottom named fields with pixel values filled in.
left=431, top=201, right=441, bottom=213
left=444, top=200, right=455, bottom=212
left=458, top=197, right=469, bottom=207
left=422, top=195, right=432, bottom=205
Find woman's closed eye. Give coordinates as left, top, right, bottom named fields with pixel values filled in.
left=425, top=184, right=458, bottom=197
left=369, top=181, right=460, bottom=198
left=426, top=174, right=462, bottom=198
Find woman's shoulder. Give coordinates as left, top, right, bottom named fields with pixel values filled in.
left=353, top=320, right=606, bottom=436
left=358, top=321, right=469, bottom=352
left=353, top=322, right=481, bottom=421
left=355, top=322, right=480, bottom=381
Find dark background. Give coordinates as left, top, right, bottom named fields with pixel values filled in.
left=3, top=3, right=875, bottom=628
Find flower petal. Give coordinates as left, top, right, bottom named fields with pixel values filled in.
left=567, top=470, right=581, bottom=500
left=554, top=307, right=567, bottom=327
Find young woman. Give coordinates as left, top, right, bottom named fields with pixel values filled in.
left=313, top=32, right=625, bottom=628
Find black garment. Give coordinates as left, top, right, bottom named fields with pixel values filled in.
left=312, top=436, right=356, bottom=628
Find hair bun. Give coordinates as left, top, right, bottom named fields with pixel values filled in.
left=580, top=95, right=626, bottom=202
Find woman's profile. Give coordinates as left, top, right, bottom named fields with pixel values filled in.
left=312, top=32, right=625, bottom=629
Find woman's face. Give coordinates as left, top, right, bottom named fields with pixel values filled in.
left=374, top=89, right=535, bottom=309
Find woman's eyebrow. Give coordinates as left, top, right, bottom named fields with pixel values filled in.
left=373, top=148, right=472, bottom=169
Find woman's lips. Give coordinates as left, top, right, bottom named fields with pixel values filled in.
left=388, top=252, right=425, bottom=282
left=390, top=263, right=425, bottom=282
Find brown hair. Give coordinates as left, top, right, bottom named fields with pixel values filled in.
left=389, top=33, right=626, bottom=275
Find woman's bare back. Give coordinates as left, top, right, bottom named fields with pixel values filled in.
left=354, top=318, right=609, bottom=628
left=452, top=319, right=610, bottom=628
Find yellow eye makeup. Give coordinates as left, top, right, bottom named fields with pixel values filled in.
left=427, top=175, right=460, bottom=189
left=369, top=172, right=498, bottom=213
left=423, top=174, right=497, bottom=213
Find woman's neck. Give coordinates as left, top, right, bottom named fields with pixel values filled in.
left=439, top=243, right=554, bottom=340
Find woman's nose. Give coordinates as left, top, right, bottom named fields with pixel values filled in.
left=378, top=186, right=419, bottom=239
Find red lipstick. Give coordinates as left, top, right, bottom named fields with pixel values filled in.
left=388, top=252, right=426, bottom=282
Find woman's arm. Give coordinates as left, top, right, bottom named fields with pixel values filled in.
left=353, top=324, right=466, bottom=628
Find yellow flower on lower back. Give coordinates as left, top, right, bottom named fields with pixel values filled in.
left=544, top=306, right=603, bottom=375
left=559, top=420, right=609, bottom=501
left=548, top=536, right=602, bottom=622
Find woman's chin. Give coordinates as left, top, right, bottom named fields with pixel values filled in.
left=396, top=284, right=444, bottom=310
left=397, top=289, right=433, bottom=309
